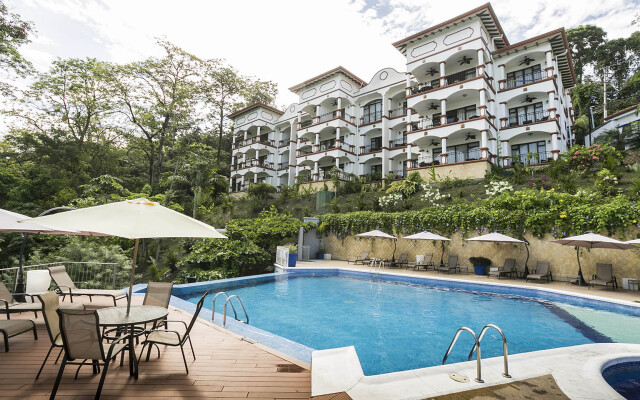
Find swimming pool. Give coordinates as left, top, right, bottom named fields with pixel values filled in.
left=174, top=270, right=640, bottom=376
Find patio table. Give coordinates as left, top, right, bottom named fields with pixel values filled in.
left=97, top=305, right=168, bottom=378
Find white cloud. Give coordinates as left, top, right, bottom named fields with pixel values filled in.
left=6, top=0, right=639, bottom=108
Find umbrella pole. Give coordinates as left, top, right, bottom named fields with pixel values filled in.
left=126, top=238, right=139, bottom=316
left=440, top=241, right=445, bottom=266
left=576, top=246, right=587, bottom=286
left=392, top=239, right=397, bottom=262
left=15, top=233, right=28, bottom=302
left=523, top=241, right=530, bottom=278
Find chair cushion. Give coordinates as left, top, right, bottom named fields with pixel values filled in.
left=0, top=320, right=34, bottom=336
left=590, top=279, right=610, bottom=285
left=59, top=302, right=85, bottom=310
left=102, top=342, right=127, bottom=358
left=146, top=330, right=182, bottom=346
left=70, top=289, right=127, bottom=298
left=6, top=303, right=40, bottom=311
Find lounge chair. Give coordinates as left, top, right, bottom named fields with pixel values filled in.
left=36, top=291, right=80, bottom=379
left=48, top=265, right=128, bottom=306
left=588, top=263, right=617, bottom=290
left=348, top=250, right=370, bottom=265
left=138, top=291, right=208, bottom=374
left=438, top=254, right=459, bottom=274
left=389, top=253, right=409, bottom=268
left=0, top=319, right=37, bottom=352
left=526, top=261, right=552, bottom=283
left=488, top=258, right=517, bottom=279
left=408, top=254, right=434, bottom=270
left=0, top=281, right=82, bottom=319
left=49, top=308, right=130, bottom=400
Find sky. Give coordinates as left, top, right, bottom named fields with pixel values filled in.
left=7, top=0, right=640, bottom=108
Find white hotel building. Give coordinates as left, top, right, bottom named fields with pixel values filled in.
left=229, top=3, right=576, bottom=195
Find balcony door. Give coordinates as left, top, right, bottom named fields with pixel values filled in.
left=363, top=100, right=382, bottom=124
left=509, top=102, right=543, bottom=126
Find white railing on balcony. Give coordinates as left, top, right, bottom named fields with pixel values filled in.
left=359, top=144, right=382, bottom=154
left=389, top=107, right=407, bottom=119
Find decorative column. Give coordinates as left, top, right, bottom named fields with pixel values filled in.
left=313, top=161, right=319, bottom=180
left=548, top=91, right=556, bottom=119
left=405, top=73, right=412, bottom=97
left=479, top=89, right=487, bottom=116
left=500, top=102, right=507, bottom=128
left=243, top=130, right=248, bottom=141
left=406, top=143, right=413, bottom=169
left=440, top=137, right=448, bottom=164
left=488, top=138, right=497, bottom=164
left=288, top=121, right=297, bottom=186
left=439, top=62, right=446, bottom=86
left=335, top=157, right=340, bottom=169
left=253, top=174, right=258, bottom=184
left=314, top=133, right=320, bottom=152
left=314, top=105, right=321, bottom=123
left=501, top=140, right=510, bottom=167
left=440, top=99, right=447, bottom=125
left=381, top=92, right=390, bottom=178
left=551, top=132, right=560, bottom=160
left=337, top=97, right=342, bottom=117
left=477, top=49, right=485, bottom=76
left=256, top=126, right=261, bottom=142
left=498, top=64, right=506, bottom=90
left=240, top=175, right=245, bottom=190
left=545, top=51, right=554, bottom=78
left=480, top=130, right=488, bottom=159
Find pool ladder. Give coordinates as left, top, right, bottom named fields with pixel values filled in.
left=211, top=292, right=249, bottom=327
left=442, top=324, right=510, bottom=383
left=368, top=258, right=385, bottom=275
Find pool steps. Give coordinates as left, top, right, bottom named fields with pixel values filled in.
left=211, top=291, right=249, bottom=326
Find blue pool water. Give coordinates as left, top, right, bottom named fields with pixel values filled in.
left=179, top=273, right=640, bottom=376
left=603, top=362, right=640, bottom=399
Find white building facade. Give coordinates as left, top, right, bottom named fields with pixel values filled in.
left=229, top=4, right=576, bottom=194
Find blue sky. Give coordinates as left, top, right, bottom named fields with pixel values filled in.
left=6, top=0, right=640, bottom=107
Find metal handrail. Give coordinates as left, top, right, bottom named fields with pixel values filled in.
left=368, top=258, right=384, bottom=274
left=467, top=324, right=510, bottom=378
left=223, top=295, right=249, bottom=326
left=211, top=292, right=238, bottom=322
left=442, top=327, right=483, bottom=383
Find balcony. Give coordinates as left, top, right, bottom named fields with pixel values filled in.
left=392, top=169, right=407, bottom=179
left=232, top=158, right=275, bottom=171
left=507, top=151, right=553, bottom=166
left=361, top=172, right=382, bottom=182
left=232, top=136, right=274, bottom=149
left=410, top=81, right=439, bottom=95
left=507, top=110, right=550, bottom=127
left=297, top=148, right=313, bottom=156
left=506, top=70, right=544, bottom=89
left=278, top=161, right=289, bottom=170
left=316, top=169, right=355, bottom=182
left=300, top=119, right=313, bottom=128
left=359, top=144, right=382, bottom=154
left=318, top=109, right=345, bottom=123
left=410, top=155, right=439, bottom=168
left=445, top=68, right=476, bottom=85
left=361, top=110, right=382, bottom=125
left=390, top=137, right=407, bottom=148
left=389, top=107, right=408, bottom=119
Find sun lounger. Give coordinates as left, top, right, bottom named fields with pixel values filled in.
left=0, top=281, right=82, bottom=319
left=438, top=254, right=459, bottom=274
left=0, top=319, right=37, bottom=351
left=49, top=265, right=128, bottom=306
left=389, top=253, right=408, bottom=268
left=588, top=263, right=617, bottom=290
left=526, top=261, right=552, bottom=283
left=348, top=250, right=370, bottom=265
left=408, top=254, right=434, bottom=270
left=489, top=258, right=517, bottom=279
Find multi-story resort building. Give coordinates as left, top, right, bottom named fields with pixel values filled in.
left=229, top=3, right=576, bottom=195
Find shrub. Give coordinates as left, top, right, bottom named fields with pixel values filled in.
left=469, top=256, right=492, bottom=266
left=567, top=144, right=623, bottom=172
left=247, top=182, right=277, bottom=199
left=283, top=243, right=298, bottom=253
left=178, top=238, right=271, bottom=276
left=594, top=168, right=619, bottom=196
left=385, top=171, right=423, bottom=197
left=378, top=193, right=403, bottom=208
left=421, top=183, right=450, bottom=206
left=485, top=180, right=513, bottom=195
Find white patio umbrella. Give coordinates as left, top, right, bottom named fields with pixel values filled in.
left=403, top=231, right=450, bottom=265
left=626, top=239, right=640, bottom=245
left=1, top=207, right=107, bottom=296
left=23, top=198, right=226, bottom=314
left=356, top=230, right=398, bottom=261
left=552, top=232, right=635, bottom=285
left=465, top=232, right=531, bottom=275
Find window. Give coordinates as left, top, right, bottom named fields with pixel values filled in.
left=362, top=100, right=382, bottom=124
left=506, top=64, right=542, bottom=88
left=446, top=105, right=478, bottom=124
left=370, top=136, right=382, bottom=151
left=508, top=102, right=545, bottom=126
left=434, top=141, right=480, bottom=163
left=511, top=141, right=548, bottom=165
left=370, top=164, right=382, bottom=175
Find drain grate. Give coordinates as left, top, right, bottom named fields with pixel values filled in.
left=449, top=372, right=469, bottom=383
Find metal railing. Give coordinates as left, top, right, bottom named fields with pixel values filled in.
left=468, top=324, right=510, bottom=378
left=442, top=327, right=483, bottom=383
left=361, top=172, right=382, bottom=182
left=234, top=159, right=274, bottom=169
left=278, top=161, right=289, bottom=170
left=0, top=261, right=127, bottom=292
left=507, top=110, right=550, bottom=127
left=410, top=83, right=432, bottom=95
left=389, top=107, right=407, bottom=119
left=392, top=169, right=407, bottom=179
left=297, top=147, right=313, bottom=156
left=417, top=118, right=442, bottom=130
left=445, top=68, right=477, bottom=85
left=390, top=137, right=407, bottom=148
left=446, top=107, right=480, bottom=124
left=509, top=151, right=553, bottom=166
left=299, top=119, right=313, bottom=128
left=342, top=112, right=353, bottom=121
left=360, top=144, right=382, bottom=154
left=506, top=70, right=544, bottom=89
left=297, top=174, right=313, bottom=183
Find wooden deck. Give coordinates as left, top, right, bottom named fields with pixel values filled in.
left=0, top=296, right=311, bottom=400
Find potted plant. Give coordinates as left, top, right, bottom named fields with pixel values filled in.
left=469, top=257, right=492, bottom=275
left=285, top=244, right=298, bottom=267
left=317, top=247, right=325, bottom=260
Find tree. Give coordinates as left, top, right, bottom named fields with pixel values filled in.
left=114, top=39, right=203, bottom=191
left=597, top=38, right=632, bottom=89
left=567, top=25, right=607, bottom=83
left=0, top=1, right=34, bottom=94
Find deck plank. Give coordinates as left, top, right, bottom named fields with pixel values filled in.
left=1, top=296, right=310, bottom=400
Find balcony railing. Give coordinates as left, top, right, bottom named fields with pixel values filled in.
left=316, top=170, right=354, bottom=182
left=297, top=174, right=313, bottom=183
left=389, top=107, right=407, bottom=119
left=509, top=151, right=553, bottom=166
left=506, top=70, right=544, bottom=89
left=279, top=138, right=290, bottom=147
left=342, top=112, right=354, bottom=121
left=392, top=169, right=407, bottom=179
left=360, top=144, right=382, bottom=154
left=319, top=141, right=354, bottom=152
left=300, top=119, right=313, bottom=128
left=415, top=118, right=442, bottom=130
left=507, top=110, right=550, bottom=127
left=410, top=82, right=434, bottom=95
left=278, top=162, right=289, bottom=170
left=233, top=159, right=274, bottom=170
left=233, top=137, right=274, bottom=148
left=297, top=147, right=313, bottom=156
left=361, top=172, right=382, bottom=182
left=411, top=155, right=440, bottom=168
left=446, top=107, right=480, bottom=124
left=390, top=137, right=407, bottom=148
left=361, top=110, right=382, bottom=124
left=445, top=69, right=477, bottom=85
